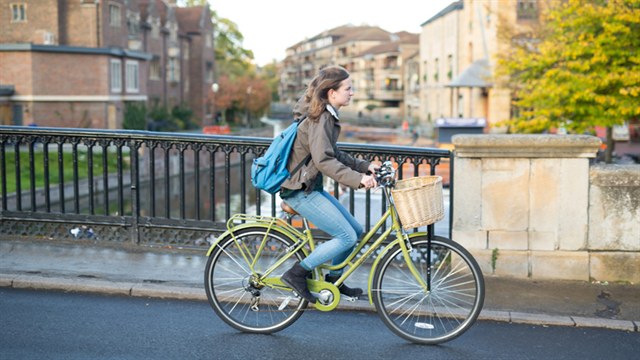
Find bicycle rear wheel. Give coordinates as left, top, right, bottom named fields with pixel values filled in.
left=204, top=227, right=307, bottom=334
left=372, top=236, right=484, bottom=344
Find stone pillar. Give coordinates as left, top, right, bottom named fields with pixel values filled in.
left=588, top=164, right=640, bottom=282
left=451, top=135, right=601, bottom=281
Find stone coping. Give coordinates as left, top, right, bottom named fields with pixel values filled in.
left=452, top=134, right=602, bottom=158
left=590, top=164, right=640, bottom=186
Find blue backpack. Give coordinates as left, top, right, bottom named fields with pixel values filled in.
left=251, top=114, right=311, bottom=194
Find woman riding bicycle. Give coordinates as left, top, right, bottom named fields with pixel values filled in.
left=280, top=66, right=379, bottom=304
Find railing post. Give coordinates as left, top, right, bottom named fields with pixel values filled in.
left=449, top=151, right=454, bottom=240
left=129, top=139, right=141, bottom=245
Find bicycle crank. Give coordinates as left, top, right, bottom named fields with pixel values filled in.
left=307, top=280, right=340, bottom=311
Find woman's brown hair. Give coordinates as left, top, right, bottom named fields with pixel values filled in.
left=304, top=66, right=350, bottom=122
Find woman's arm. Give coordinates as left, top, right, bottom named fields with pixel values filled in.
left=307, top=115, right=364, bottom=189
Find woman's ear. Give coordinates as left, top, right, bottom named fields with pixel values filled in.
left=327, top=88, right=335, bottom=99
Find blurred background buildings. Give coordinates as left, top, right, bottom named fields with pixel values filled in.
left=0, top=0, right=215, bottom=129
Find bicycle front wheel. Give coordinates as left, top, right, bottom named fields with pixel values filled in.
left=204, top=227, right=307, bottom=334
left=372, top=236, right=485, bottom=344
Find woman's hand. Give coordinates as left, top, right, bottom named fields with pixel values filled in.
left=360, top=174, right=377, bottom=191
left=368, top=164, right=380, bottom=175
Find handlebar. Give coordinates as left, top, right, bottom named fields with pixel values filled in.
left=375, top=161, right=396, bottom=190
left=358, top=161, right=396, bottom=191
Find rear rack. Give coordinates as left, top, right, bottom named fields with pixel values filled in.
left=226, top=214, right=306, bottom=240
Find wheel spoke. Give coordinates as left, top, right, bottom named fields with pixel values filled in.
left=205, top=228, right=307, bottom=334
left=372, top=237, right=484, bottom=344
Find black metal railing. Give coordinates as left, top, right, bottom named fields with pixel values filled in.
left=0, top=126, right=452, bottom=248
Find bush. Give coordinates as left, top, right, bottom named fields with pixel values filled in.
left=122, top=103, right=147, bottom=130
left=172, top=103, right=199, bottom=130
left=147, top=103, right=198, bottom=132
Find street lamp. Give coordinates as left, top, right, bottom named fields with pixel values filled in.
left=211, top=82, right=219, bottom=124
left=246, top=85, right=253, bottom=128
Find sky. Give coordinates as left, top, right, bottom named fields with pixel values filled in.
left=206, top=0, right=451, bottom=66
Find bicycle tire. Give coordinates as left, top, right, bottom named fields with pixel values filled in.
left=371, top=235, right=485, bottom=344
left=204, top=227, right=307, bottom=334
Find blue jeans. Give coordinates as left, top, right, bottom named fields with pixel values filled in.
left=283, top=190, right=363, bottom=275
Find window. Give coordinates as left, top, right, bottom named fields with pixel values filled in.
left=183, top=42, right=189, bottom=60
left=517, top=0, right=538, bottom=21
left=110, top=59, right=122, bottom=92
left=43, top=32, right=55, bottom=45
left=168, top=22, right=178, bottom=44
left=205, top=32, right=213, bottom=48
left=167, top=57, right=179, bottom=83
left=128, top=13, right=139, bottom=36
left=151, top=18, right=160, bottom=39
left=447, top=55, right=453, bottom=80
left=150, top=57, right=161, bottom=80
left=109, top=4, right=120, bottom=27
left=423, top=61, right=427, bottom=83
left=11, top=3, right=26, bottom=22
left=125, top=60, right=139, bottom=93
left=206, top=62, right=214, bottom=83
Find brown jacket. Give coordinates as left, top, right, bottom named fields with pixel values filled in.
left=281, top=99, right=370, bottom=193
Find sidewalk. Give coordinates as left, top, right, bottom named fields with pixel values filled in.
left=0, top=238, right=638, bottom=332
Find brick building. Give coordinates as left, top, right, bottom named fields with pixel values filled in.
left=0, top=0, right=215, bottom=129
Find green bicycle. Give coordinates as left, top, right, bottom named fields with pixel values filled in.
left=204, top=161, right=485, bottom=344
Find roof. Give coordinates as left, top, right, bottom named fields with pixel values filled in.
left=155, top=0, right=172, bottom=25
left=393, top=31, right=419, bottom=44
left=446, top=59, right=492, bottom=88
left=353, top=41, right=400, bottom=57
left=421, top=1, right=463, bottom=26
left=0, top=85, right=15, bottom=96
left=352, top=30, right=418, bottom=57
left=302, top=24, right=392, bottom=47
left=175, top=6, right=204, bottom=34
left=332, top=26, right=392, bottom=46
left=405, top=50, right=420, bottom=60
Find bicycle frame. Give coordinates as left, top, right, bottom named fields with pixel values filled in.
left=206, top=186, right=431, bottom=306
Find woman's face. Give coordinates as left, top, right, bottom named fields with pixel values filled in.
left=329, top=77, right=354, bottom=109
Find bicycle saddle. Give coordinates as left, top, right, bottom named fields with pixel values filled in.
left=280, top=201, right=299, bottom=216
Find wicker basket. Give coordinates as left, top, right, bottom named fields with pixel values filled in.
left=391, top=176, right=445, bottom=229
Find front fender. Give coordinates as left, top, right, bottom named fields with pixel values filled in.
left=205, top=222, right=305, bottom=256
left=366, top=231, right=428, bottom=306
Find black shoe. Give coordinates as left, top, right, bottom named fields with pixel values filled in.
left=281, top=262, right=317, bottom=304
left=325, top=274, right=363, bottom=298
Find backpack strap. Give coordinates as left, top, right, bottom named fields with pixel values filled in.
left=295, top=113, right=309, bottom=123
left=290, top=154, right=311, bottom=177
left=290, top=112, right=310, bottom=176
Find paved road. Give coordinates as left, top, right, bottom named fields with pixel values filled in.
left=1, top=288, right=637, bottom=360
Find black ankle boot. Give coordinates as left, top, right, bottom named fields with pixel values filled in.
left=325, top=274, right=363, bottom=298
left=281, top=262, right=317, bottom=304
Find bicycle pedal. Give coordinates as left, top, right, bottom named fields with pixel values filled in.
left=342, top=295, right=357, bottom=302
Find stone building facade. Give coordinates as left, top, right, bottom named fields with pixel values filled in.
left=0, top=0, right=215, bottom=129
left=418, top=0, right=545, bottom=131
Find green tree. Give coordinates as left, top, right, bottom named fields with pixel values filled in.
left=182, top=0, right=273, bottom=124
left=259, top=60, right=281, bottom=103
left=183, top=0, right=254, bottom=77
left=495, top=0, right=640, bottom=162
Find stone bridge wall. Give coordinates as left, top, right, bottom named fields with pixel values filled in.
left=452, top=134, right=639, bottom=282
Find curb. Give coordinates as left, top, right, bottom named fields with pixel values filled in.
left=1, top=272, right=637, bottom=332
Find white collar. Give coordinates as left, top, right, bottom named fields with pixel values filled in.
left=326, top=104, right=339, bottom=119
